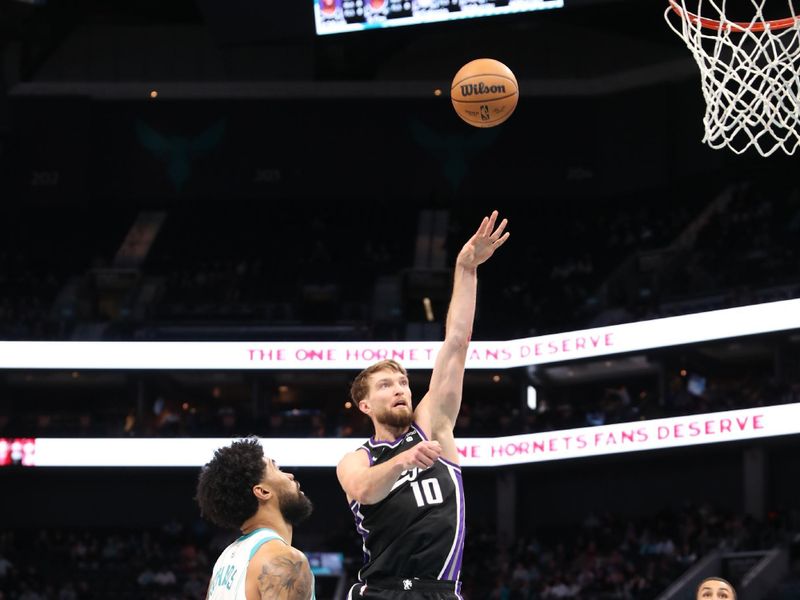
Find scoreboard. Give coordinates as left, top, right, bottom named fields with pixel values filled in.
left=314, top=0, right=564, bottom=35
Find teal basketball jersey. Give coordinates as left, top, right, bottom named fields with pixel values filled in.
left=207, top=528, right=316, bottom=600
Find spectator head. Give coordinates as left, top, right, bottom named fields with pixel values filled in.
left=696, top=577, right=736, bottom=600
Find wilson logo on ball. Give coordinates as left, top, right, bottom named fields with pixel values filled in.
left=459, top=82, right=507, bottom=97
left=451, top=59, right=518, bottom=128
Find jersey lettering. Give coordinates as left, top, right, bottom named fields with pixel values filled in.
left=390, top=466, right=427, bottom=492
left=208, top=530, right=316, bottom=600
left=210, top=564, right=237, bottom=593
left=410, top=478, right=444, bottom=507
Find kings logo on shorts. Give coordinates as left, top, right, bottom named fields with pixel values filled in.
left=459, top=82, right=507, bottom=97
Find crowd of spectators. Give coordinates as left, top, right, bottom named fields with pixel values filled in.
left=0, top=204, right=411, bottom=341
left=1, top=362, right=798, bottom=441
left=462, top=503, right=798, bottom=599
left=0, top=208, right=135, bottom=340
left=0, top=520, right=216, bottom=600
left=665, top=181, right=800, bottom=301
left=0, top=503, right=795, bottom=599
left=439, top=178, right=800, bottom=338
left=2, top=177, right=799, bottom=342
left=591, top=180, right=800, bottom=326
left=449, top=182, right=707, bottom=339
left=140, top=205, right=414, bottom=329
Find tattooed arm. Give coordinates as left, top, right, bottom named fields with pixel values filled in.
left=246, top=543, right=313, bottom=600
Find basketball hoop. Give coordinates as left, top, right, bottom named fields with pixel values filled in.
left=665, top=0, right=800, bottom=156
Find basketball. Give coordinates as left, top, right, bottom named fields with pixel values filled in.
left=451, top=58, right=519, bottom=128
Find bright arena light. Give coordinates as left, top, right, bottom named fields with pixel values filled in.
left=0, top=299, right=798, bottom=370
left=4, top=403, right=798, bottom=468
left=527, top=385, right=537, bottom=411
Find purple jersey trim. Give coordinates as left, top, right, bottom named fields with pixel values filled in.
left=452, top=468, right=466, bottom=580
left=438, top=463, right=466, bottom=582
left=412, top=421, right=429, bottom=440
left=439, top=456, right=461, bottom=470
left=368, top=427, right=413, bottom=449
left=349, top=502, right=371, bottom=581
left=356, top=445, right=374, bottom=466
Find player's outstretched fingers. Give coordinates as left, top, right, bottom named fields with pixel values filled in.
left=491, top=217, right=508, bottom=240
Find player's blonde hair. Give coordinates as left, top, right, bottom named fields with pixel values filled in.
left=350, top=359, right=408, bottom=404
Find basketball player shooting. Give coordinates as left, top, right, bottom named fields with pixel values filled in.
left=197, top=438, right=316, bottom=600
left=337, top=210, right=510, bottom=599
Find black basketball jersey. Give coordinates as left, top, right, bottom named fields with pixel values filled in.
left=349, top=423, right=466, bottom=583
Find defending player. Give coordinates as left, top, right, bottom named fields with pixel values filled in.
left=197, top=438, right=316, bottom=600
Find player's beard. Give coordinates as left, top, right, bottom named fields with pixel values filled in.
left=278, top=484, right=314, bottom=526
left=376, top=405, right=413, bottom=429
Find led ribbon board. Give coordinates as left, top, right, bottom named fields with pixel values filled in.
left=314, top=0, right=565, bottom=36
left=3, top=403, right=797, bottom=467
left=1, top=299, right=799, bottom=370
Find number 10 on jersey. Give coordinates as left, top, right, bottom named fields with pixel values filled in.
left=409, top=478, right=444, bottom=507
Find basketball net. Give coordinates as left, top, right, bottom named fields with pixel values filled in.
left=665, top=0, right=800, bottom=156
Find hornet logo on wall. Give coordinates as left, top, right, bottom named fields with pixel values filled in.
left=408, top=117, right=501, bottom=191
left=135, top=119, right=227, bottom=192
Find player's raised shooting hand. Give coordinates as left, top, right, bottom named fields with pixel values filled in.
left=398, top=440, right=442, bottom=471
left=457, top=210, right=510, bottom=269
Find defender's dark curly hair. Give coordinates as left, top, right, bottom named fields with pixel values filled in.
left=196, top=437, right=267, bottom=530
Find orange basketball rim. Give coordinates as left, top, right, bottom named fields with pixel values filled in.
left=667, top=0, right=800, bottom=32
